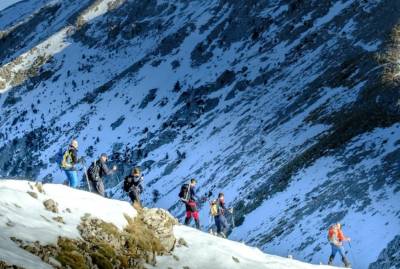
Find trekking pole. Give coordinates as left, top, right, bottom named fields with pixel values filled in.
left=231, top=208, right=235, bottom=228
left=82, top=165, right=91, bottom=192
left=348, top=242, right=356, bottom=268
left=115, top=173, right=122, bottom=184
left=80, top=159, right=91, bottom=192
left=114, top=173, right=126, bottom=190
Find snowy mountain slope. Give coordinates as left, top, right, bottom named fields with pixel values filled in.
left=0, top=0, right=399, bottom=268
left=154, top=225, right=338, bottom=269
left=0, top=180, right=341, bottom=269
left=0, top=0, right=25, bottom=12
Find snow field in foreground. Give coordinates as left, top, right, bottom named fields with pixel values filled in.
left=0, top=180, right=343, bottom=269
left=0, top=180, right=136, bottom=268
left=155, top=225, right=343, bottom=269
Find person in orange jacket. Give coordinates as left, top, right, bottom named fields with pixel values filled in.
left=327, top=223, right=351, bottom=267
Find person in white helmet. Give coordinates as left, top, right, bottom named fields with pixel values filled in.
left=60, top=139, right=80, bottom=188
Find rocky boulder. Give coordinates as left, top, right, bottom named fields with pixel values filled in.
left=141, top=208, right=179, bottom=252
left=43, top=199, right=58, bottom=213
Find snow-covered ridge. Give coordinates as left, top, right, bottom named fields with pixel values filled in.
left=0, top=180, right=136, bottom=268
left=0, top=0, right=128, bottom=93
left=76, top=0, right=126, bottom=27
left=0, top=27, right=72, bottom=93
left=0, top=180, right=341, bottom=269
left=155, top=226, right=341, bottom=269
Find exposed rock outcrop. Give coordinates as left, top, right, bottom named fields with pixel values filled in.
left=141, top=208, right=178, bottom=251
left=43, top=199, right=58, bottom=213
left=12, top=208, right=177, bottom=269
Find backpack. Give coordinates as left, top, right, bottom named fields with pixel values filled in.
left=60, top=149, right=73, bottom=169
left=124, top=176, right=138, bottom=192
left=327, top=226, right=337, bottom=243
left=123, top=177, right=130, bottom=192
left=210, top=200, right=219, bottom=216
left=179, top=183, right=190, bottom=201
left=88, top=160, right=101, bottom=181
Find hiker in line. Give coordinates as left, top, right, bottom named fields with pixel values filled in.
left=87, top=153, right=117, bottom=196
left=210, top=192, right=231, bottom=238
left=179, top=179, right=201, bottom=229
left=60, top=139, right=80, bottom=188
left=327, top=223, right=351, bottom=268
left=123, top=167, right=144, bottom=209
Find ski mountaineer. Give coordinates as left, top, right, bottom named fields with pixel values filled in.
left=327, top=223, right=351, bottom=268
left=123, top=167, right=144, bottom=209
left=60, top=139, right=80, bottom=188
left=210, top=192, right=231, bottom=238
left=87, top=153, right=117, bottom=196
left=179, top=179, right=201, bottom=229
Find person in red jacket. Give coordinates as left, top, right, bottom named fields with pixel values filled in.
left=327, top=223, right=351, bottom=267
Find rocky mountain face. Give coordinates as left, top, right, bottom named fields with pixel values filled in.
left=368, top=235, right=400, bottom=269
left=0, top=0, right=399, bottom=268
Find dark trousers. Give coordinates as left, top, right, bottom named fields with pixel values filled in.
left=128, top=189, right=141, bottom=204
left=215, top=215, right=229, bottom=234
left=90, top=179, right=105, bottom=196
left=329, top=243, right=350, bottom=267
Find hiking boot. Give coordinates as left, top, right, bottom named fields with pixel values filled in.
left=328, top=255, right=334, bottom=265
left=342, top=257, right=351, bottom=268
left=218, top=232, right=226, bottom=238
left=184, top=217, right=190, bottom=226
